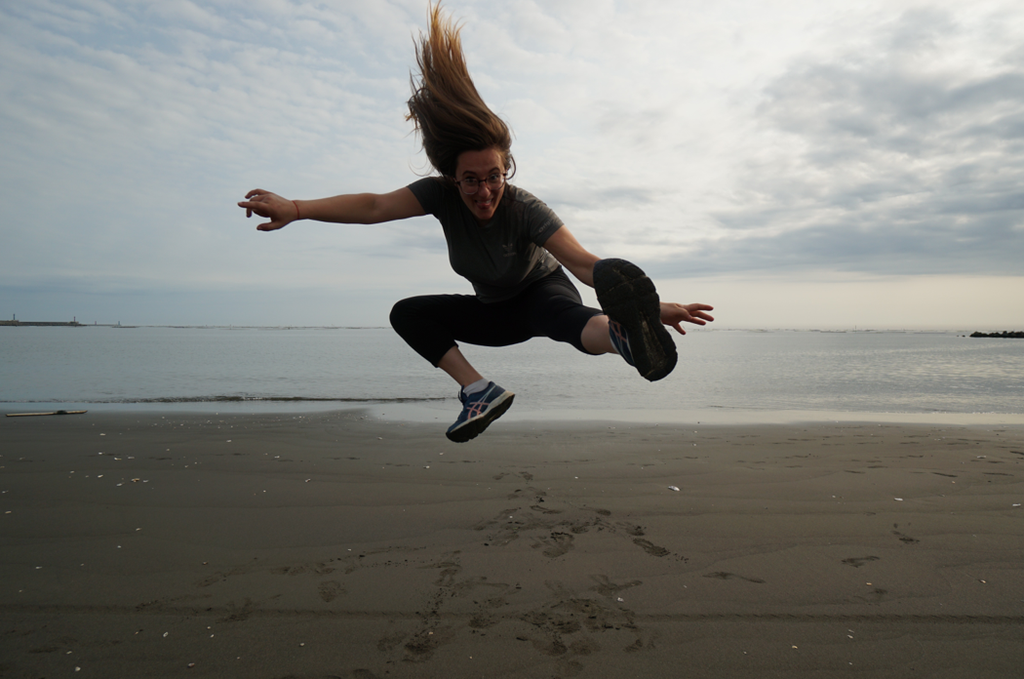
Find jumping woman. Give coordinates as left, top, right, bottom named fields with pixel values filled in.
left=239, top=4, right=714, bottom=442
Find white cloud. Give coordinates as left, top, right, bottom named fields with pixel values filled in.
left=704, top=6, right=1024, bottom=277
left=1, top=0, right=1022, bottom=328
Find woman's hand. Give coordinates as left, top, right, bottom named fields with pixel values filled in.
left=238, top=189, right=300, bottom=231
left=660, top=302, right=715, bottom=334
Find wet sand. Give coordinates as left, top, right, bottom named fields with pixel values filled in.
left=1, top=410, right=1022, bottom=678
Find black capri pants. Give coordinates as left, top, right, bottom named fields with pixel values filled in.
left=390, top=268, right=604, bottom=367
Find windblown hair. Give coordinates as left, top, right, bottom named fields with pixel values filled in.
left=406, top=4, right=514, bottom=178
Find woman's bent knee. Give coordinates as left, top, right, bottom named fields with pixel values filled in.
left=389, top=296, right=457, bottom=367
left=389, top=297, right=421, bottom=333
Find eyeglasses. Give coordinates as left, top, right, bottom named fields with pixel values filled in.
left=455, top=172, right=506, bottom=195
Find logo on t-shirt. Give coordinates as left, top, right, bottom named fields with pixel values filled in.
left=502, top=243, right=517, bottom=257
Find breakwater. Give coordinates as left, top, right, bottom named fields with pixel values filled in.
left=970, top=330, right=1024, bottom=338
left=0, top=320, right=82, bottom=327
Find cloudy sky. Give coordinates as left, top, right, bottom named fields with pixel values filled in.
left=2, top=0, right=1022, bottom=330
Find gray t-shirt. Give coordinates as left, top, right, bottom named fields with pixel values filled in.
left=407, top=177, right=564, bottom=302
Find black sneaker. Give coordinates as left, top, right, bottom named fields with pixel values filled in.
left=594, top=258, right=677, bottom=381
left=446, top=382, right=514, bottom=442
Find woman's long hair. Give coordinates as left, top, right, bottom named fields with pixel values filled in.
left=406, top=4, right=514, bottom=178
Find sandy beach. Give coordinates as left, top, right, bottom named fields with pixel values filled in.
left=1, top=410, right=1022, bottom=678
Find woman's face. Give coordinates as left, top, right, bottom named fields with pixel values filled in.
left=454, top=148, right=506, bottom=225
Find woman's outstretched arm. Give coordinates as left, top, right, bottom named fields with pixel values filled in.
left=238, top=187, right=425, bottom=231
left=541, top=226, right=600, bottom=286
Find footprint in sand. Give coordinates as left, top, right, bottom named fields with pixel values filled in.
left=570, top=521, right=594, bottom=535
left=531, top=504, right=563, bottom=515
left=318, top=580, right=345, bottom=602
left=469, top=613, right=498, bottom=629
left=533, top=532, right=575, bottom=558
left=272, top=562, right=336, bottom=576
left=218, top=597, right=256, bottom=623
left=589, top=574, right=642, bottom=597
left=632, top=538, right=670, bottom=557
left=891, top=527, right=920, bottom=544
left=352, top=670, right=383, bottom=679
left=703, top=571, right=765, bottom=584
left=841, top=556, right=880, bottom=568
left=195, top=565, right=250, bottom=588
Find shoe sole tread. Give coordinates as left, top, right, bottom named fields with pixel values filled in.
left=594, top=259, right=677, bottom=381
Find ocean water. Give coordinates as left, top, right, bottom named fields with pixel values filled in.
left=1, top=326, right=1022, bottom=424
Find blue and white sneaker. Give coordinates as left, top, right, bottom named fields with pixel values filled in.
left=608, top=319, right=635, bottom=367
left=594, top=258, right=677, bottom=381
left=446, top=382, right=515, bottom=443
